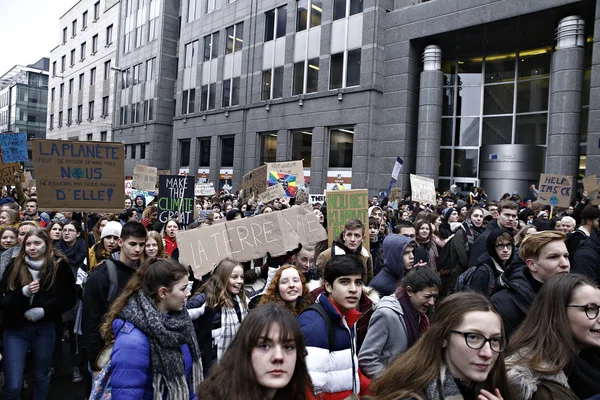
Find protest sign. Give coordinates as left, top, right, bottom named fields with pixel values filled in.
left=23, top=171, right=35, bottom=189
left=125, top=180, right=133, bottom=198
left=410, top=174, right=436, bottom=205
left=132, top=165, right=158, bottom=191
left=389, top=187, right=403, bottom=202
left=241, top=160, right=305, bottom=200
left=258, top=183, right=285, bottom=203
left=537, top=174, right=573, bottom=208
left=131, top=189, right=154, bottom=206
left=158, top=175, right=195, bottom=226
left=309, top=193, right=326, bottom=204
left=32, top=140, right=124, bottom=212
left=156, top=169, right=171, bottom=185
left=0, top=133, right=28, bottom=163
left=268, top=172, right=297, bottom=197
left=0, top=162, right=24, bottom=186
left=583, top=175, right=599, bottom=195
left=195, top=182, right=216, bottom=197
left=178, top=206, right=327, bottom=276
left=326, top=189, right=369, bottom=249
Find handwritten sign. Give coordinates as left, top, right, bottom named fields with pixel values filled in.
left=389, top=187, right=403, bottom=202
left=0, top=133, right=28, bottom=163
left=178, top=206, right=327, bottom=276
left=158, top=175, right=195, bottom=226
left=410, top=174, right=436, bottom=205
left=241, top=160, right=305, bottom=200
left=131, top=189, right=154, bottom=206
left=195, top=182, right=216, bottom=197
left=132, top=165, right=158, bottom=191
left=326, top=189, right=369, bottom=249
left=259, top=183, right=285, bottom=203
left=583, top=175, right=599, bottom=195
left=309, top=193, right=326, bottom=204
left=537, top=174, right=573, bottom=208
left=0, top=162, right=24, bottom=186
left=32, top=140, right=124, bottom=212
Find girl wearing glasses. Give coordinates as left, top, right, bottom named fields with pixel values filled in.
left=468, top=230, right=514, bottom=297
left=366, top=292, right=515, bottom=400
left=506, top=274, right=600, bottom=400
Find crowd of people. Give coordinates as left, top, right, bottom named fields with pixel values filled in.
left=0, top=179, right=599, bottom=400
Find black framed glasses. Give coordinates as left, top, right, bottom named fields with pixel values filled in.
left=494, top=244, right=513, bottom=250
left=450, top=331, right=507, bottom=353
left=567, top=304, right=600, bottom=320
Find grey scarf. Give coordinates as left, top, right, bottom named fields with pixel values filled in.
left=120, top=291, right=203, bottom=400
left=424, top=365, right=465, bottom=400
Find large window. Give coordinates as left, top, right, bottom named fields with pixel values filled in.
left=120, top=106, right=128, bottom=125
left=262, top=67, right=284, bottom=100
left=265, top=6, right=286, bottom=42
left=70, top=49, right=76, bottom=67
left=92, top=35, right=98, bottom=53
left=297, top=0, right=322, bottom=31
left=333, top=0, right=362, bottom=20
left=292, top=130, right=312, bottom=168
left=104, top=60, right=111, bottom=80
left=102, top=96, right=109, bottom=116
left=203, top=32, right=219, bottom=61
left=206, top=0, right=222, bottom=14
left=329, top=127, right=353, bottom=168
left=184, top=40, right=199, bottom=68
left=260, top=133, right=277, bottom=164
left=220, top=136, right=235, bottom=167
left=200, top=84, right=216, bottom=111
left=293, top=58, right=319, bottom=95
left=80, top=42, right=86, bottom=61
left=330, top=49, right=361, bottom=90
left=180, top=139, right=191, bottom=167
left=182, top=89, right=195, bottom=115
left=225, top=23, right=243, bottom=54
left=106, top=24, right=113, bottom=45
left=94, top=1, right=100, bottom=20
left=146, top=58, right=155, bottom=81
left=90, top=67, right=96, bottom=85
left=222, top=77, right=240, bottom=107
left=88, top=101, right=94, bottom=120
left=198, top=138, right=211, bottom=166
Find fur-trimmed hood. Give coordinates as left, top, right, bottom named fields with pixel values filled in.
left=507, top=363, right=570, bottom=400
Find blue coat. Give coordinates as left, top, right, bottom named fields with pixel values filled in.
left=110, top=320, right=197, bottom=400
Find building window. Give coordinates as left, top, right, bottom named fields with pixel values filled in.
left=148, top=18, right=156, bottom=41
left=100, top=131, right=107, bottom=141
left=106, top=24, right=113, bottom=45
left=120, top=106, right=128, bottom=125
left=94, top=1, right=100, bottom=20
left=206, top=0, right=222, bottom=14
left=82, top=11, right=88, bottom=29
left=80, top=42, right=86, bottom=60
left=265, top=6, right=286, bottom=42
left=180, top=139, right=191, bottom=167
left=222, top=77, right=240, bottom=107
left=70, top=49, right=76, bottom=67
left=77, top=105, right=83, bottom=122
left=262, top=66, right=283, bottom=100
left=132, top=63, right=141, bottom=85
left=62, top=28, right=68, bottom=44
left=184, top=40, right=198, bottom=68
left=52, top=61, right=57, bottom=76
left=200, top=84, right=216, bottom=111
left=131, top=144, right=137, bottom=159
left=220, top=136, right=234, bottom=167
left=132, top=102, right=141, bottom=123
left=293, top=58, right=319, bottom=95
left=260, top=133, right=277, bottom=164
left=51, top=88, right=55, bottom=101
left=292, top=130, right=312, bottom=168
left=199, top=137, right=211, bottom=166
left=72, top=19, right=77, bottom=36
left=140, top=144, right=146, bottom=159
left=121, top=68, right=130, bottom=89
left=79, top=73, right=84, bottom=90
left=58, top=111, right=63, bottom=127
left=188, top=0, right=201, bottom=21
left=61, top=55, right=66, bottom=72
left=135, top=25, right=144, bottom=48
left=50, top=114, right=54, bottom=128
left=146, top=58, right=155, bottom=81
left=104, top=60, right=111, bottom=80
left=102, top=96, right=109, bottom=116
left=297, top=0, right=322, bottom=31
left=90, top=67, right=96, bottom=85
left=68, top=79, right=74, bottom=95
left=333, top=0, right=362, bottom=21
left=144, top=99, right=153, bottom=121
left=67, top=108, right=73, bottom=125
left=88, top=101, right=95, bottom=120
left=330, top=49, right=361, bottom=90
left=92, top=35, right=98, bottom=54
left=60, top=83, right=64, bottom=98
left=182, top=89, right=195, bottom=114
left=329, top=127, right=353, bottom=168
left=87, top=133, right=93, bottom=141
left=225, top=22, right=243, bottom=54
left=203, top=32, right=219, bottom=61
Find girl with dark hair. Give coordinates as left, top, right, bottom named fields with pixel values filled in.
left=0, top=229, right=76, bottom=399
left=257, top=265, right=313, bottom=316
left=46, top=220, right=64, bottom=245
left=366, top=292, right=515, bottom=400
left=414, top=219, right=439, bottom=272
left=98, top=257, right=202, bottom=399
left=88, top=221, right=122, bottom=271
left=359, top=267, right=441, bottom=379
left=506, top=274, right=600, bottom=399
left=198, top=303, right=315, bottom=400
left=162, top=219, right=180, bottom=257
left=468, top=230, right=515, bottom=297
left=186, top=257, right=249, bottom=376
left=89, top=217, right=108, bottom=247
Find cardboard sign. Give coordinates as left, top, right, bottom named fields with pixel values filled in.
left=309, top=193, right=326, bottom=204
left=583, top=175, right=599, bottom=195
left=131, top=189, right=155, bottom=206
left=0, top=162, right=24, bottom=186
left=0, top=133, right=28, bottom=163
left=268, top=172, right=297, bottom=197
left=258, top=183, right=285, bottom=203
left=195, top=182, right=216, bottom=197
left=32, top=140, right=124, bottom=212
left=537, top=174, right=573, bottom=208
left=326, top=189, right=369, bottom=249
left=410, top=174, right=436, bottom=205
left=158, top=175, right=195, bottom=226
left=178, top=206, right=327, bottom=277
left=389, top=187, right=403, bottom=202
left=241, top=160, right=305, bottom=200
left=156, top=169, right=171, bottom=185
left=23, top=171, right=35, bottom=189
left=132, top=165, right=158, bottom=191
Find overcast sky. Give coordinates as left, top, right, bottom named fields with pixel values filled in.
left=0, top=0, right=77, bottom=75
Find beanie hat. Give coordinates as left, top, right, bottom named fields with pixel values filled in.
left=101, top=221, right=123, bottom=239
left=443, top=207, right=456, bottom=220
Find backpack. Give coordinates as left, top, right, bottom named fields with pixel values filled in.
left=301, top=303, right=336, bottom=351
left=455, top=264, right=496, bottom=295
left=436, top=237, right=456, bottom=276
left=84, top=259, right=119, bottom=303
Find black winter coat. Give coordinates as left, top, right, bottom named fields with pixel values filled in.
left=0, top=257, right=76, bottom=330
left=571, top=230, right=600, bottom=282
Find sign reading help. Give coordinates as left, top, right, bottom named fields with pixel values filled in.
left=158, top=175, right=195, bottom=227
left=0, top=133, right=28, bottom=163
left=537, top=174, right=573, bottom=208
left=32, top=140, right=125, bottom=212
left=132, top=165, right=158, bottom=191
left=326, top=189, right=369, bottom=250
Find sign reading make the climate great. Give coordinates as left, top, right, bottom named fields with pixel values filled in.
left=32, top=140, right=125, bottom=212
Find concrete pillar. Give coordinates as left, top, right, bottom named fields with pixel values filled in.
left=415, top=45, right=444, bottom=187
left=209, top=136, right=219, bottom=184
left=546, top=16, right=585, bottom=178
left=188, top=138, right=198, bottom=177
left=276, top=129, right=289, bottom=161
left=310, top=126, right=327, bottom=193
left=232, top=133, right=244, bottom=190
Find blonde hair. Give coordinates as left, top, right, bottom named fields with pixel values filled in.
left=519, top=231, right=566, bottom=261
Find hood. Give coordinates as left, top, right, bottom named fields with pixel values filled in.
left=382, top=234, right=415, bottom=279
left=376, top=294, right=403, bottom=316
left=485, top=229, right=514, bottom=268
left=507, top=363, right=570, bottom=400
left=133, top=195, right=146, bottom=208
left=498, top=262, right=536, bottom=311
left=368, top=206, right=382, bottom=217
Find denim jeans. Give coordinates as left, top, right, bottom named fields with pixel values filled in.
left=3, top=321, right=55, bottom=400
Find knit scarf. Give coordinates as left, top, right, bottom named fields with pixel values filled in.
left=398, top=291, right=430, bottom=349
left=120, top=291, right=203, bottom=400
left=57, top=238, right=87, bottom=269
left=215, top=294, right=247, bottom=360
left=460, top=219, right=483, bottom=255
left=424, top=364, right=466, bottom=400
left=25, top=256, right=44, bottom=271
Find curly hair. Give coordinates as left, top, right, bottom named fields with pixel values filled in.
left=258, top=265, right=312, bottom=316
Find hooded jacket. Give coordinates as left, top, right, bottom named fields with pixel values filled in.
left=468, top=229, right=513, bottom=296
left=571, top=229, right=600, bottom=282
left=369, top=234, right=415, bottom=297
left=507, top=362, right=578, bottom=400
left=133, top=194, right=146, bottom=215
left=358, top=294, right=409, bottom=379
left=469, top=219, right=514, bottom=267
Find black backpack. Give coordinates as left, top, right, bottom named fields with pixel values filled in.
left=455, top=264, right=497, bottom=296
left=301, top=303, right=336, bottom=351
left=84, top=259, right=119, bottom=303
